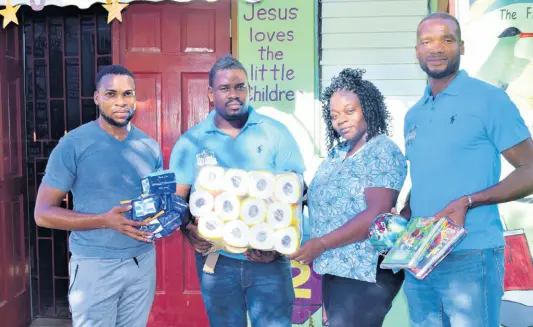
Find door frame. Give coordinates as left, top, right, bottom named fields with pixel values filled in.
left=0, top=23, right=31, bottom=327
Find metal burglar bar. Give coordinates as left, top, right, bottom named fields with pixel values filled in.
left=22, top=4, right=111, bottom=318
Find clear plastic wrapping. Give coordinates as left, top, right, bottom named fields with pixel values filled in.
left=122, top=171, right=188, bottom=240
left=190, top=165, right=304, bottom=255
left=380, top=216, right=467, bottom=279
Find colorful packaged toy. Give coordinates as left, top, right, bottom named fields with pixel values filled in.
left=380, top=216, right=467, bottom=279
left=407, top=218, right=467, bottom=279
left=368, top=213, right=409, bottom=254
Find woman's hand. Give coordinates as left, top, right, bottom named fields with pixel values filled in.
left=288, top=238, right=327, bottom=265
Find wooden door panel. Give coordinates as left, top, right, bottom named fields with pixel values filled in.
left=0, top=201, right=6, bottom=305
left=132, top=73, right=162, bottom=143
left=181, top=73, right=210, bottom=133
left=115, top=2, right=230, bottom=326
left=180, top=10, right=216, bottom=53
left=161, top=69, right=182, bottom=164
left=127, top=11, right=162, bottom=54
left=183, top=240, right=200, bottom=292
left=5, top=194, right=25, bottom=295
left=0, top=23, right=30, bottom=327
left=5, top=79, right=23, bottom=178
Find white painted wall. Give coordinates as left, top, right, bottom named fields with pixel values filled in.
left=320, top=0, right=427, bottom=147
left=319, top=0, right=429, bottom=208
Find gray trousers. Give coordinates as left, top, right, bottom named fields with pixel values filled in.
left=68, top=247, right=156, bottom=327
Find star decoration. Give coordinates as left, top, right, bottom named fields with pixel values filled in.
left=102, top=0, right=129, bottom=24
left=0, top=0, right=20, bottom=29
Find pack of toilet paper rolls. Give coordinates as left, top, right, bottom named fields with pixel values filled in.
left=190, top=165, right=303, bottom=255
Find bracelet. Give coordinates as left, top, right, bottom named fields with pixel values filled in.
left=466, top=195, right=473, bottom=209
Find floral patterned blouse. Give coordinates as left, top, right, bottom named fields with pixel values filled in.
left=308, top=134, right=407, bottom=283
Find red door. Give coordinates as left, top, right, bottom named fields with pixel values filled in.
left=113, top=2, right=230, bottom=326
left=0, top=24, right=31, bottom=327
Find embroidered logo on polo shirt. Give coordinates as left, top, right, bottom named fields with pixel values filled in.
left=406, top=125, right=417, bottom=147
left=450, top=114, right=457, bottom=124
left=196, top=150, right=217, bottom=167
left=257, top=145, right=263, bottom=154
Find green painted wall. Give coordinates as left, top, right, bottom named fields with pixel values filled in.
left=237, top=0, right=316, bottom=114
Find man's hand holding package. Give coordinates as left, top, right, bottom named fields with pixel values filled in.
left=101, top=205, right=153, bottom=242
left=184, top=217, right=213, bottom=253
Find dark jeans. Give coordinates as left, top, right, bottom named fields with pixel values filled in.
left=322, top=261, right=405, bottom=327
left=195, top=252, right=294, bottom=327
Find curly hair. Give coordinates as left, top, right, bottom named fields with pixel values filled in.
left=321, top=68, right=391, bottom=151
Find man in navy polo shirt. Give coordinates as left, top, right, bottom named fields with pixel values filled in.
left=399, top=13, right=533, bottom=327
left=170, top=55, right=305, bottom=327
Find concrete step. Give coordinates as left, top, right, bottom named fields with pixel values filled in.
left=29, top=318, right=72, bottom=327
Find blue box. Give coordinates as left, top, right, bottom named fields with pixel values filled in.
left=137, top=195, right=189, bottom=239
left=141, top=171, right=176, bottom=195
left=129, top=195, right=165, bottom=221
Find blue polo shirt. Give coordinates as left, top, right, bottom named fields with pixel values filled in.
left=169, top=107, right=306, bottom=259
left=404, top=70, right=531, bottom=251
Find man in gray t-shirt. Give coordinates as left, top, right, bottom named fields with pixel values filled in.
left=35, top=65, right=161, bottom=327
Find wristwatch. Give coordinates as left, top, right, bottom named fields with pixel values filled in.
left=466, top=195, right=473, bottom=209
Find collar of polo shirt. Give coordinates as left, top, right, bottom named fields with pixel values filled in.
left=205, top=106, right=264, bottom=133
left=422, top=69, right=468, bottom=105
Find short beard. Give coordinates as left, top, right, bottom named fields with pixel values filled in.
left=98, top=108, right=134, bottom=127
left=420, top=55, right=461, bottom=79
left=222, top=109, right=248, bottom=121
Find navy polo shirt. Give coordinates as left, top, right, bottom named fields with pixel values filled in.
left=404, top=70, right=530, bottom=251
left=169, top=107, right=306, bottom=259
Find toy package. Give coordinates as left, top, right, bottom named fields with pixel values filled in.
left=380, top=216, right=466, bottom=279
left=122, top=170, right=189, bottom=240
left=190, top=165, right=304, bottom=255
left=407, top=218, right=467, bottom=279
left=380, top=217, right=440, bottom=269
left=368, top=213, right=409, bottom=254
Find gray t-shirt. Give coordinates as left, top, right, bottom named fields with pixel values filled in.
left=42, top=121, right=162, bottom=259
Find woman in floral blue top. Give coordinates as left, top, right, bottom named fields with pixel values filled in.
left=289, top=68, right=407, bottom=327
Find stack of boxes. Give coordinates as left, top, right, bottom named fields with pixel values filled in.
left=123, top=170, right=189, bottom=240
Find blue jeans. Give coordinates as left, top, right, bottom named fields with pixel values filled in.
left=403, top=247, right=505, bottom=327
left=195, top=252, right=294, bottom=327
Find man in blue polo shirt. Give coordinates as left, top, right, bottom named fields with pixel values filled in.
left=399, top=13, right=533, bottom=327
left=170, top=55, right=305, bottom=327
